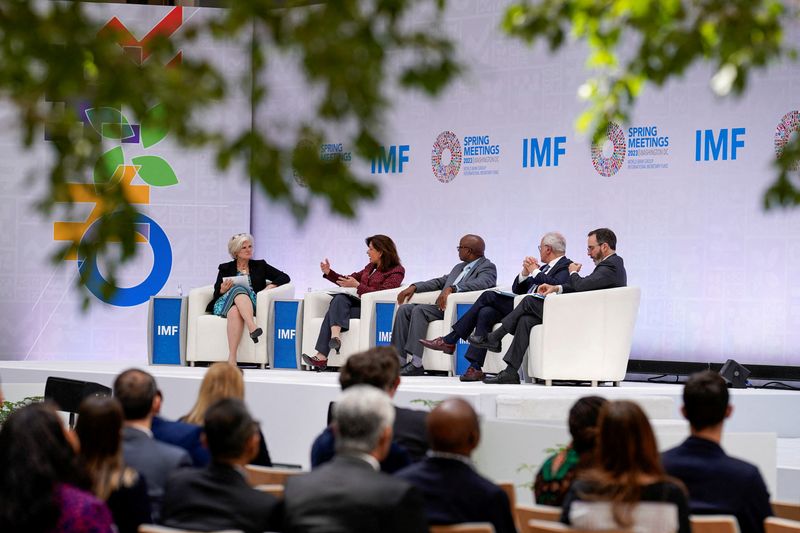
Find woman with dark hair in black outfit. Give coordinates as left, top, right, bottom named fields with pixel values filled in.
left=0, top=402, right=113, bottom=533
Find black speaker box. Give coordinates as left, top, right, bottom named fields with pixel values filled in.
left=44, top=376, right=111, bottom=413
left=719, top=359, right=751, bottom=389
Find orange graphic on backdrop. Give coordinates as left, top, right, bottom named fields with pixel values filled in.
left=53, top=165, right=150, bottom=260
left=98, top=6, right=183, bottom=66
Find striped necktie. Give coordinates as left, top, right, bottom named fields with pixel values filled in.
left=528, top=263, right=551, bottom=294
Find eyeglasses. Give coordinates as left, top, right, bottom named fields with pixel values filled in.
left=587, top=244, right=604, bottom=251
left=456, top=246, right=472, bottom=251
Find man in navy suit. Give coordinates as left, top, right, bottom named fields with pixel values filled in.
left=392, top=234, right=497, bottom=376
left=420, top=232, right=572, bottom=382
left=662, top=371, right=772, bottom=533
left=474, top=228, right=627, bottom=384
left=395, top=398, right=515, bottom=533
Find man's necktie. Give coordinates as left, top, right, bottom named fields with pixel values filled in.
left=528, top=263, right=551, bottom=294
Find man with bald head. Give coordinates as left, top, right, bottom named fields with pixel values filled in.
left=392, top=235, right=497, bottom=376
left=395, top=398, right=515, bottom=533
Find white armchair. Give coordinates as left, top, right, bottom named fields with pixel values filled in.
left=186, top=283, right=296, bottom=368
left=300, top=287, right=404, bottom=369
left=514, top=286, right=641, bottom=386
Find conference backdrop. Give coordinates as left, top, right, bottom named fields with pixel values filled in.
left=252, top=2, right=800, bottom=369
left=0, top=5, right=251, bottom=360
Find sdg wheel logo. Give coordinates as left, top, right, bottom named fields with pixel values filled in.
left=591, top=122, right=626, bottom=177
left=431, top=131, right=462, bottom=183
left=775, top=111, right=800, bottom=171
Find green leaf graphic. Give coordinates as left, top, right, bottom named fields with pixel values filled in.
left=141, top=103, right=169, bottom=148
left=93, top=147, right=124, bottom=185
left=132, top=155, right=178, bottom=187
left=85, top=107, right=135, bottom=140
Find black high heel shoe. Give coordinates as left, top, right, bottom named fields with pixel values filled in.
left=328, top=337, right=341, bottom=354
left=250, top=327, right=263, bottom=343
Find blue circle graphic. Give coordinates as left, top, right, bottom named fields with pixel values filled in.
left=78, top=213, right=172, bottom=307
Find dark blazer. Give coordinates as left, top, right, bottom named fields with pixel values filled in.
left=206, top=258, right=291, bottom=313
left=324, top=263, right=405, bottom=296
left=395, top=456, right=516, bottom=533
left=283, top=454, right=428, bottom=533
left=151, top=416, right=210, bottom=467
left=414, top=256, right=497, bottom=293
left=562, top=253, right=627, bottom=293
left=511, top=256, right=572, bottom=295
left=310, top=426, right=411, bottom=473
left=161, top=463, right=280, bottom=533
left=662, top=436, right=772, bottom=533
left=121, top=426, right=191, bottom=521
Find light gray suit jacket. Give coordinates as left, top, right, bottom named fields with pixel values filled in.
left=413, top=256, right=497, bottom=293
left=122, top=425, right=191, bottom=521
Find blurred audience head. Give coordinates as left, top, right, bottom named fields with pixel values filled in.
left=593, top=400, right=663, bottom=480
left=427, top=398, right=480, bottom=457
left=339, top=347, right=401, bottom=396
left=568, top=395, right=608, bottom=455
left=75, top=396, right=127, bottom=500
left=333, top=385, right=395, bottom=459
left=184, top=362, right=245, bottom=425
left=113, top=368, right=159, bottom=422
left=203, top=398, right=260, bottom=464
left=0, top=402, right=83, bottom=532
left=682, top=370, right=730, bottom=431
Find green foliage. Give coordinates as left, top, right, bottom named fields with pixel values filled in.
left=502, top=0, right=800, bottom=205
left=0, top=396, right=44, bottom=427
left=0, top=0, right=460, bottom=306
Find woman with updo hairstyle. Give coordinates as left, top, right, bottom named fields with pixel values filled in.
left=206, top=233, right=291, bottom=365
left=0, top=402, right=113, bottom=533
left=181, top=362, right=272, bottom=466
left=534, top=395, right=607, bottom=506
left=302, top=234, right=404, bottom=371
left=561, top=400, right=691, bottom=533
left=75, top=396, right=151, bottom=533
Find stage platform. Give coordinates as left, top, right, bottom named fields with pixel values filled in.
left=1, top=360, right=798, bottom=502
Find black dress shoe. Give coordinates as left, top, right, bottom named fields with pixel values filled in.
left=328, top=337, right=341, bottom=354
left=250, top=327, right=263, bottom=343
left=482, top=367, right=520, bottom=384
left=468, top=334, right=502, bottom=353
left=400, top=363, right=425, bottom=376
left=459, top=367, right=486, bottom=382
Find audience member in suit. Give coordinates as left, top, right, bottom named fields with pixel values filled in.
left=420, top=232, right=572, bottom=382
left=310, top=346, right=428, bottom=472
left=395, top=398, right=516, bottom=533
left=180, top=362, right=272, bottom=466
left=392, top=234, right=497, bottom=376
left=561, top=400, right=691, bottom=533
left=75, top=396, right=151, bottom=533
left=0, top=402, right=114, bottom=533
left=161, top=398, right=281, bottom=533
left=303, top=235, right=405, bottom=370
left=534, top=396, right=607, bottom=506
left=662, top=370, right=772, bottom=533
left=114, top=368, right=191, bottom=522
left=206, top=232, right=291, bottom=364
left=151, top=390, right=210, bottom=466
left=284, top=386, right=428, bottom=533
left=474, top=228, right=627, bottom=384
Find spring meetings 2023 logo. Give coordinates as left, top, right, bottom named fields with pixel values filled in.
left=49, top=7, right=184, bottom=307
left=431, top=130, right=500, bottom=183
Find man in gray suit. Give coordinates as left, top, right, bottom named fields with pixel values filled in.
left=113, top=368, right=191, bottom=521
left=474, top=228, right=627, bottom=384
left=392, top=234, right=497, bottom=376
left=283, top=385, right=428, bottom=533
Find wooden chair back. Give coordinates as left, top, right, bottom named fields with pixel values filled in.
left=690, top=515, right=741, bottom=533
left=773, top=502, right=800, bottom=522
left=765, top=517, right=800, bottom=533
left=516, top=504, right=562, bottom=532
left=244, top=464, right=303, bottom=486
left=138, top=525, right=243, bottom=533
left=527, top=519, right=630, bottom=532
left=255, top=483, right=285, bottom=499
left=429, top=524, right=495, bottom=533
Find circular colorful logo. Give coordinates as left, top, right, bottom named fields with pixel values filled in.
left=591, top=122, right=626, bottom=177
left=431, top=130, right=462, bottom=183
left=78, top=213, right=173, bottom=307
left=775, top=110, right=800, bottom=171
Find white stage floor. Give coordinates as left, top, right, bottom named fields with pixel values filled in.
left=2, top=360, right=799, bottom=501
